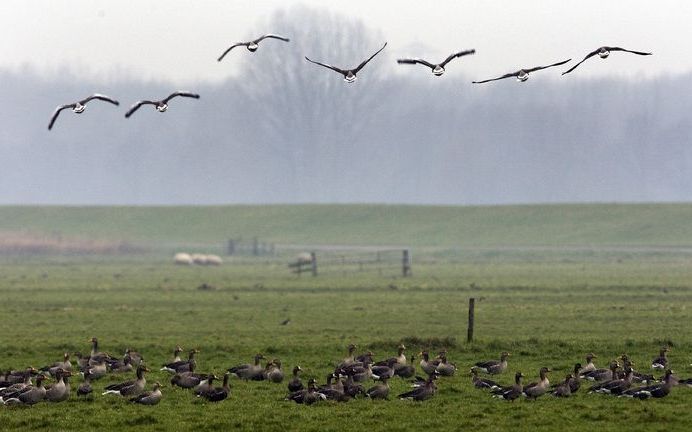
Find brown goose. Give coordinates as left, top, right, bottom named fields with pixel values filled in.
left=0, top=372, right=35, bottom=397
left=590, top=367, right=634, bottom=395
left=419, top=351, right=439, bottom=376
left=169, top=346, right=184, bottom=363
left=562, top=46, right=652, bottom=75
left=366, top=376, right=390, bottom=400
left=578, top=353, right=597, bottom=375
left=305, top=43, right=387, bottom=83
left=355, top=351, right=376, bottom=366
left=125, top=92, right=200, bottom=118
left=375, top=344, right=407, bottom=367
left=228, top=353, right=265, bottom=380
left=338, top=344, right=358, bottom=369
left=200, top=373, right=230, bottom=402
left=620, top=355, right=654, bottom=383
left=124, top=348, right=144, bottom=367
left=652, top=347, right=669, bottom=370
left=77, top=372, right=93, bottom=397
left=1, top=374, right=47, bottom=406
left=108, top=356, right=134, bottom=374
left=394, top=355, right=416, bottom=378
left=581, top=360, right=619, bottom=381
left=84, top=359, right=108, bottom=380
left=523, top=367, right=551, bottom=399
left=471, top=369, right=501, bottom=390
left=48, top=94, right=119, bottom=130
left=473, top=352, right=510, bottom=375
left=102, top=365, right=148, bottom=396
left=436, top=354, right=457, bottom=376
left=192, top=374, right=215, bottom=396
left=217, top=34, right=290, bottom=61
left=287, top=366, right=303, bottom=392
left=287, top=378, right=326, bottom=405
left=161, top=349, right=198, bottom=374
left=172, top=366, right=208, bottom=390
left=627, top=370, right=677, bottom=399
left=473, top=59, right=571, bottom=83
left=74, top=352, right=90, bottom=372
left=266, top=359, right=284, bottom=383
left=40, top=353, right=72, bottom=377
left=398, top=372, right=438, bottom=401
left=89, top=337, right=115, bottom=366
left=397, top=50, right=475, bottom=76
left=551, top=374, right=575, bottom=397
left=343, top=374, right=365, bottom=398
left=1, top=367, right=38, bottom=387
left=492, top=372, right=524, bottom=401
left=130, top=382, right=163, bottom=405
left=45, top=369, right=72, bottom=402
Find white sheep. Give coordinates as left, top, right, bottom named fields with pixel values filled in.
left=205, top=254, right=223, bottom=266
left=173, top=252, right=193, bottom=265
left=191, top=254, right=208, bottom=265
left=296, top=252, right=313, bottom=264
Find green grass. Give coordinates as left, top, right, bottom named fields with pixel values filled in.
left=2, top=254, right=692, bottom=431
left=2, top=202, right=692, bottom=247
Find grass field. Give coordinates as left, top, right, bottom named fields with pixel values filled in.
left=2, top=204, right=692, bottom=431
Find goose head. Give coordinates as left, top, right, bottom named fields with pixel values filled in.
left=247, top=42, right=259, bottom=52
left=598, top=47, right=610, bottom=58
left=73, top=103, right=86, bottom=114
left=516, top=70, right=529, bottom=82
left=344, top=71, right=357, bottom=83
left=432, top=65, right=445, bottom=76
left=156, top=103, right=168, bottom=112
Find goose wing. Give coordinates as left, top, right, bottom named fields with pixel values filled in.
left=472, top=72, right=518, bottom=84
left=163, top=91, right=200, bottom=103
left=217, top=43, right=247, bottom=61
left=254, top=34, right=290, bottom=44
left=47, top=104, right=76, bottom=130
left=606, top=47, right=652, bottom=56
left=304, top=57, right=348, bottom=75
left=104, top=378, right=135, bottom=392
left=124, top=100, right=157, bottom=118
left=563, top=48, right=604, bottom=75
left=354, top=42, right=387, bottom=73
left=526, top=58, right=572, bottom=73
left=79, top=94, right=119, bottom=106
left=440, top=49, right=476, bottom=67
left=397, top=58, right=436, bottom=69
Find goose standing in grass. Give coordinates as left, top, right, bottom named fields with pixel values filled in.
left=523, top=367, right=551, bottom=399
left=397, top=49, right=475, bottom=76
left=338, top=344, right=358, bottom=369
left=161, top=349, right=198, bottom=374
left=124, top=348, right=144, bottom=367
left=472, top=59, right=570, bottom=83
left=651, top=347, right=669, bottom=370
left=287, top=366, right=303, bottom=392
left=168, top=346, right=184, bottom=364
left=89, top=337, right=115, bottom=366
left=471, top=369, right=501, bottom=390
left=47, top=94, right=119, bottom=130
left=305, top=43, right=387, bottom=83
left=561, top=46, right=652, bottom=75
left=1, top=374, right=47, bottom=406
left=473, top=352, right=510, bottom=375
left=45, top=369, right=72, bottom=402
left=125, top=92, right=200, bottom=118
left=578, top=354, right=597, bottom=375
left=228, top=353, right=265, bottom=380
left=130, top=382, right=163, bottom=405
left=102, top=365, right=148, bottom=397
left=492, top=372, right=524, bottom=401
left=217, top=34, right=290, bottom=61
left=366, top=376, right=390, bottom=400
left=40, top=353, right=72, bottom=377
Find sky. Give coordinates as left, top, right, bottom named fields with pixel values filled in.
left=1, top=0, right=688, bottom=84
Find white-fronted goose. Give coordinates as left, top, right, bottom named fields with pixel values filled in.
left=89, top=337, right=115, bottom=366
left=77, top=372, right=92, bottom=397
left=620, top=355, right=654, bottom=383
left=305, top=43, right=387, bottom=83
left=218, top=34, right=290, bottom=61
left=172, top=366, right=207, bottom=390
left=84, top=359, right=107, bottom=380
left=193, top=374, right=215, bottom=396
left=1, top=367, right=37, bottom=387
left=124, top=348, right=144, bottom=367
left=169, top=346, right=183, bottom=363
left=551, top=374, right=574, bottom=397
left=228, top=353, right=265, bottom=380
left=319, top=374, right=350, bottom=402
left=286, top=378, right=326, bottom=405
left=419, top=351, right=439, bottom=376
left=108, top=356, right=134, bottom=374
left=161, top=349, right=198, bottom=374
left=398, top=372, right=438, bottom=401
left=471, top=369, right=501, bottom=390
left=125, top=92, right=200, bottom=118
left=40, top=353, right=72, bottom=377
left=581, top=360, right=619, bottom=381
left=578, top=354, right=597, bottom=375
left=200, top=373, right=230, bottom=402
left=266, top=359, right=284, bottom=383
left=436, top=354, right=457, bottom=376
left=473, top=352, right=510, bottom=375
left=623, top=370, right=676, bottom=399
left=375, top=345, right=407, bottom=367
left=343, top=374, right=365, bottom=398
left=492, top=372, right=524, bottom=401
left=102, top=365, right=149, bottom=396
left=48, top=94, right=119, bottom=130
left=371, top=363, right=395, bottom=380
left=652, top=347, right=669, bottom=370
left=338, top=344, right=358, bottom=369
left=45, top=369, right=72, bottom=402
left=287, top=366, right=303, bottom=392
left=130, top=382, right=163, bottom=405
left=523, top=367, right=551, bottom=399
left=0, top=371, right=35, bottom=397
left=473, top=59, right=570, bottom=83
left=366, top=376, right=390, bottom=400
left=74, top=352, right=90, bottom=372
left=591, top=367, right=634, bottom=395
left=394, top=355, right=416, bottom=378
left=562, top=46, right=652, bottom=75
left=1, top=374, right=47, bottom=406
left=397, top=50, right=475, bottom=76
left=355, top=351, right=376, bottom=366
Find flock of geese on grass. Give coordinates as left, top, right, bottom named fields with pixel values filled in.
left=1, top=339, right=688, bottom=407
left=47, top=31, right=652, bottom=129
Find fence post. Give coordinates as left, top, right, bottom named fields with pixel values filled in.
left=402, top=249, right=411, bottom=277
left=227, top=239, right=235, bottom=256
left=467, top=298, right=475, bottom=343
left=310, top=251, right=317, bottom=277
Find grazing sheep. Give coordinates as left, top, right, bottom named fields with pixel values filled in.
left=191, top=254, right=208, bottom=265
left=296, top=252, right=313, bottom=264
left=173, top=253, right=193, bottom=265
left=205, top=255, right=223, bottom=266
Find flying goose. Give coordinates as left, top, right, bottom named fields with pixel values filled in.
left=473, top=59, right=570, bottom=83
left=1, top=374, right=47, bottom=406
left=48, top=94, right=119, bottom=130
left=45, top=369, right=72, bottom=402
left=40, top=353, right=72, bottom=377
left=130, top=382, right=163, bottom=405
left=305, top=42, right=387, bottom=83
left=492, top=372, right=524, bottom=401
left=522, top=367, right=551, bottom=399
left=125, top=92, right=200, bottom=118
left=562, top=46, right=652, bottom=75
left=228, top=353, right=265, bottom=380
left=287, top=366, right=303, bottom=392
left=200, top=373, right=231, bottom=402
left=161, top=349, right=198, bottom=374
left=102, top=365, right=149, bottom=396
left=651, top=347, right=669, bottom=370
left=397, top=49, right=475, bottom=76
left=217, top=34, right=290, bottom=61
left=472, top=352, right=510, bottom=375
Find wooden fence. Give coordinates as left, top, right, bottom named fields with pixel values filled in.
left=287, top=249, right=411, bottom=277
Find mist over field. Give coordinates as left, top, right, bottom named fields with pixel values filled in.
left=2, top=7, right=690, bottom=206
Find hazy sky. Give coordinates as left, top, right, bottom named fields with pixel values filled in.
left=1, top=0, right=688, bottom=84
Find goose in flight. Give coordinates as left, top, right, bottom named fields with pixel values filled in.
left=305, top=42, right=387, bottom=83
left=397, top=49, right=475, bottom=76
left=48, top=94, right=119, bottom=130
left=218, top=34, right=290, bottom=61
left=472, top=59, right=571, bottom=84
left=562, top=46, right=652, bottom=75
left=125, top=92, right=200, bottom=118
